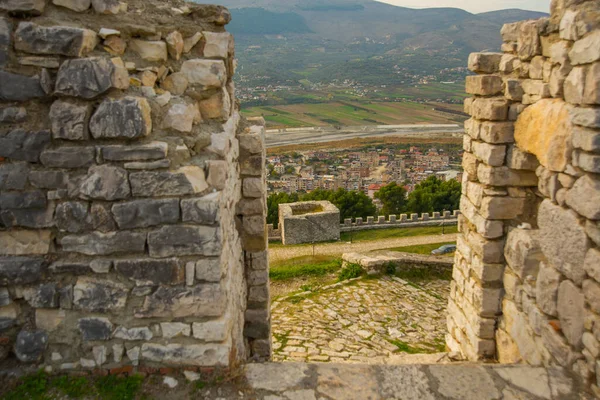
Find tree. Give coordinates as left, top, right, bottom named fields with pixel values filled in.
left=267, top=192, right=299, bottom=228
left=302, top=188, right=376, bottom=222
left=375, top=182, right=407, bottom=216
left=406, top=176, right=461, bottom=214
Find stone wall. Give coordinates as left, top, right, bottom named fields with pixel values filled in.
left=0, top=0, right=270, bottom=372
left=449, top=0, right=600, bottom=393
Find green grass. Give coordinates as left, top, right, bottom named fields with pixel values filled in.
left=389, top=340, right=424, bottom=354
left=337, top=263, right=365, bottom=281
left=340, top=225, right=457, bottom=242
left=386, top=241, right=456, bottom=255
left=270, top=255, right=342, bottom=281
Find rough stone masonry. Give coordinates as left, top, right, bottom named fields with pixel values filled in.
left=0, top=0, right=270, bottom=372
left=450, top=0, right=600, bottom=394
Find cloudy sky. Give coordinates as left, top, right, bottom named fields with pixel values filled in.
left=377, top=0, right=550, bottom=14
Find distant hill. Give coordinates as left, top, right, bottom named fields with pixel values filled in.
left=477, top=9, right=550, bottom=25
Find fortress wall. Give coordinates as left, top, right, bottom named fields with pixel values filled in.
left=0, top=0, right=269, bottom=372
left=449, top=0, right=600, bottom=391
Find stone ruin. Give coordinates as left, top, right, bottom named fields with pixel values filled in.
left=0, top=0, right=599, bottom=395
left=448, top=0, right=600, bottom=394
left=278, top=200, right=340, bottom=245
left=0, top=0, right=270, bottom=371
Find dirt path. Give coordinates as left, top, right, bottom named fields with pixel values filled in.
left=269, top=233, right=457, bottom=263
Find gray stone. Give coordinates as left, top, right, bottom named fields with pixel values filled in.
left=536, top=263, right=562, bottom=317
left=248, top=285, right=269, bottom=308
left=49, top=100, right=91, bottom=141
left=0, top=71, right=45, bottom=102
left=571, top=107, right=600, bottom=128
left=569, top=30, right=600, bottom=65
left=180, top=59, right=227, bottom=88
left=14, top=22, right=97, bottom=57
left=61, top=231, right=146, bottom=255
left=0, top=190, right=46, bottom=209
left=0, top=107, right=27, bottom=123
left=53, top=0, right=91, bottom=12
left=78, top=165, right=130, bottom=201
left=0, top=318, right=14, bottom=332
left=141, top=343, right=229, bottom=367
left=130, top=167, right=208, bottom=197
left=148, top=225, right=220, bottom=257
left=91, top=0, right=121, bottom=14
left=192, top=320, right=228, bottom=342
left=113, top=326, right=153, bottom=341
left=14, top=330, right=48, bottom=363
left=573, top=150, right=600, bottom=174
left=538, top=200, right=590, bottom=284
left=101, top=142, right=167, bottom=161
left=114, top=259, right=182, bottom=285
left=0, top=0, right=45, bottom=15
left=129, top=39, right=167, bottom=61
left=40, top=147, right=95, bottom=169
left=73, top=277, right=128, bottom=312
left=135, top=284, right=225, bottom=318
left=0, top=18, right=10, bottom=66
left=124, top=160, right=170, bottom=170
left=279, top=201, right=339, bottom=245
left=237, top=198, right=265, bottom=216
left=0, top=257, right=43, bottom=285
left=584, top=279, right=600, bottom=314
left=0, top=130, right=51, bottom=162
left=584, top=248, right=600, bottom=283
left=181, top=192, right=219, bottom=224
left=0, top=163, right=28, bottom=190
left=89, top=97, right=152, bottom=139
left=89, top=203, right=117, bottom=232
left=246, top=363, right=310, bottom=392
left=566, top=175, right=600, bottom=220
left=244, top=309, right=270, bottom=339
left=55, top=201, right=92, bottom=233
left=504, top=229, right=544, bottom=279
left=518, top=20, right=542, bottom=61
left=112, top=199, right=179, bottom=229
left=467, top=52, right=502, bottom=73
left=557, top=280, right=585, bottom=348
left=23, top=283, right=58, bottom=308
left=0, top=206, right=55, bottom=229
left=55, top=58, right=115, bottom=99
left=78, top=317, right=112, bottom=341
left=49, top=261, right=91, bottom=275
left=59, top=285, right=73, bottom=309
left=0, top=288, right=10, bottom=307
left=195, top=259, right=221, bottom=282
left=29, top=170, right=67, bottom=189
left=430, top=365, right=500, bottom=400
left=573, top=126, right=600, bottom=153
left=160, top=322, right=191, bottom=339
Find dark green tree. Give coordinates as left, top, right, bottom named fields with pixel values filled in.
left=374, top=182, right=408, bottom=216
left=302, top=188, right=376, bottom=222
left=267, top=192, right=299, bottom=228
left=406, top=176, right=461, bottom=214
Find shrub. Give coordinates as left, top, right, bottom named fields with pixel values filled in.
left=337, top=263, right=365, bottom=281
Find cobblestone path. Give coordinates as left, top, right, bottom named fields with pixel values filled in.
left=271, top=275, right=450, bottom=363
left=269, top=233, right=457, bottom=263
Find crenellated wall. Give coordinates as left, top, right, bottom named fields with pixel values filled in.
left=449, top=0, right=600, bottom=393
left=0, top=0, right=269, bottom=372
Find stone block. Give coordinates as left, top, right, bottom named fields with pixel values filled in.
left=279, top=201, right=340, bottom=245
left=55, top=201, right=93, bottom=233
left=566, top=175, right=600, bottom=220
left=129, top=39, right=167, bottom=62
left=0, top=130, right=51, bottom=162
left=91, top=0, right=122, bottom=14
left=571, top=107, right=600, bottom=128
left=471, top=141, right=506, bottom=166
left=241, top=155, right=263, bottom=177
left=573, top=126, right=600, bottom=152
left=569, top=30, right=600, bottom=65
left=506, top=146, right=540, bottom=171
left=14, top=22, right=97, bottom=57
left=124, top=160, right=170, bottom=170
left=0, top=205, right=55, bottom=229
left=207, top=161, right=228, bottom=190
left=466, top=230, right=505, bottom=264
left=0, top=190, right=45, bottom=209
left=470, top=97, right=509, bottom=121
left=0, top=256, right=43, bottom=284
left=203, top=31, right=232, bottom=59
left=73, top=277, right=128, bottom=312
left=160, top=322, right=191, bottom=339
left=0, top=0, right=45, bottom=15
left=584, top=279, right=600, bottom=315
left=479, top=196, right=525, bottom=220
left=23, top=283, right=58, bottom=308
left=468, top=52, right=502, bottom=73
left=101, top=142, right=167, bottom=161
left=584, top=248, right=600, bottom=284
left=113, top=326, right=153, bottom=341
left=198, top=88, right=230, bottom=120
left=135, top=284, right=225, bottom=318
left=61, top=231, right=146, bottom=256
left=130, top=167, right=208, bottom=197
left=148, top=225, right=221, bottom=257
left=499, top=54, right=519, bottom=73
left=529, top=56, right=544, bottom=79
left=465, top=75, right=503, bottom=96
left=477, top=165, right=538, bottom=187
left=78, top=165, right=130, bottom=201
left=557, top=280, right=585, bottom=348
left=518, top=20, right=542, bottom=60
left=161, top=72, right=188, bottom=95
left=36, top=309, right=65, bottom=332
left=583, top=63, right=600, bottom=105
left=479, top=121, right=514, bottom=144
left=29, top=170, right=67, bottom=190
left=180, top=59, right=227, bottom=88
left=501, top=22, right=521, bottom=42
left=243, top=178, right=263, bottom=198
left=195, top=258, right=221, bottom=282
left=0, top=70, right=45, bottom=102
left=0, top=231, right=51, bottom=255
left=115, top=259, right=182, bottom=285
left=192, top=320, right=228, bottom=342
left=161, top=102, right=201, bottom=133
left=14, top=330, right=48, bottom=363
left=55, top=58, right=119, bottom=99
left=181, top=192, right=219, bottom=224
left=90, top=97, right=151, bottom=139
left=504, top=79, right=524, bottom=101
left=49, top=100, right=91, bottom=141
left=78, top=317, right=112, bottom=341
left=538, top=199, right=589, bottom=285
left=40, top=147, right=95, bottom=168
left=53, top=0, right=91, bottom=12
left=244, top=309, right=270, bottom=339
left=573, top=150, right=600, bottom=173
left=0, top=107, right=26, bottom=123
left=141, top=343, right=229, bottom=366
left=112, top=199, right=180, bottom=229
left=504, top=229, right=544, bottom=280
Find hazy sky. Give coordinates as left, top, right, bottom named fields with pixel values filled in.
left=377, top=0, right=550, bottom=14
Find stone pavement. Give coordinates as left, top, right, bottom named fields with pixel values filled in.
left=271, top=275, right=449, bottom=363
left=243, top=363, right=593, bottom=400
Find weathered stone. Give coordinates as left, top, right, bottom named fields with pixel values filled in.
left=28, top=170, right=66, bottom=190
left=243, top=178, right=263, bottom=198
left=504, top=79, right=524, bottom=101
left=569, top=30, right=600, bottom=65
left=470, top=97, right=509, bottom=121
left=55, top=58, right=119, bottom=99
left=566, top=175, right=600, bottom=220
left=148, top=225, right=220, bottom=257
left=584, top=248, right=600, bottom=284
left=0, top=163, right=27, bottom=191
left=165, top=31, right=184, bottom=60
left=78, top=317, right=112, bottom=341
left=112, top=199, right=179, bottom=229
left=0, top=205, right=55, bottom=229
left=36, top=309, right=65, bottom=332
left=76, top=165, right=130, bottom=202
left=239, top=133, right=263, bottom=155
left=49, top=100, right=91, bottom=141
left=101, top=141, right=167, bottom=162
left=89, top=97, right=151, bottom=139
left=141, top=343, right=229, bottom=366
left=244, top=309, right=270, bottom=339
left=0, top=231, right=51, bottom=255
left=573, top=150, right=600, bottom=173
left=518, top=20, right=542, bottom=60
left=91, top=0, right=122, bottom=14
left=136, top=284, right=224, bottom=318
left=23, top=283, right=58, bottom=308
left=161, top=102, right=200, bottom=133
left=198, top=88, right=230, bottom=120
left=53, top=0, right=91, bottom=12
left=0, top=0, right=45, bottom=15
left=160, top=322, right=190, bottom=339
left=55, top=201, right=92, bottom=233
left=571, top=107, right=600, bottom=128
left=73, top=277, right=128, bottom=312
left=0, top=256, right=43, bottom=284
left=195, top=258, right=221, bottom=282
left=583, top=63, right=600, bottom=105
left=181, top=192, right=219, bottom=224
left=192, top=320, right=228, bottom=342
left=61, top=231, right=146, bottom=255
left=40, top=147, right=95, bottom=169
left=583, top=279, right=600, bottom=315
left=0, top=130, right=51, bottom=162
left=14, top=330, right=48, bottom=363
left=161, top=72, right=188, bottom=96
left=504, top=229, right=544, bottom=282
left=130, top=167, right=208, bottom=197
left=468, top=52, right=502, bottom=73
left=103, top=35, right=126, bottom=55
left=0, top=190, right=45, bottom=209
left=15, top=22, right=97, bottom=57
left=129, top=39, right=167, bottom=62
left=181, top=59, right=227, bottom=88
left=557, top=280, right=585, bottom=348
left=202, top=31, right=231, bottom=59
left=514, top=99, right=572, bottom=172
left=572, top=126, right=600, bottom=153
left=113, top=326, right=153, bottom=341
left=183, top=32, right=202, bottom=53
left=477, top=165, right=538, bottom=187
left=465, top=75, right=503, bottom=96
left=115, top=259, right=182, bottom=285
left=506, top=146, right=540, bottom=170
left=471, top=142, right=506, bottom=167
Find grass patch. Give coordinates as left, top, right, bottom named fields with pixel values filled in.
left=337, top=263, right=365, bottom=281
left=340, top=225, right=457, bottom=242
left=389, top=339, right=424, bottom=354
left=394, top=263, right=453, bottom=283
left=96, top=375, right=144, bottom=400
left=270, top=255, right=342, bottom=281
left=386, top=241, right=456, bottom=255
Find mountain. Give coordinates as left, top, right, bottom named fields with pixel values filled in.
left=477, top=9, right=550, bottom=25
